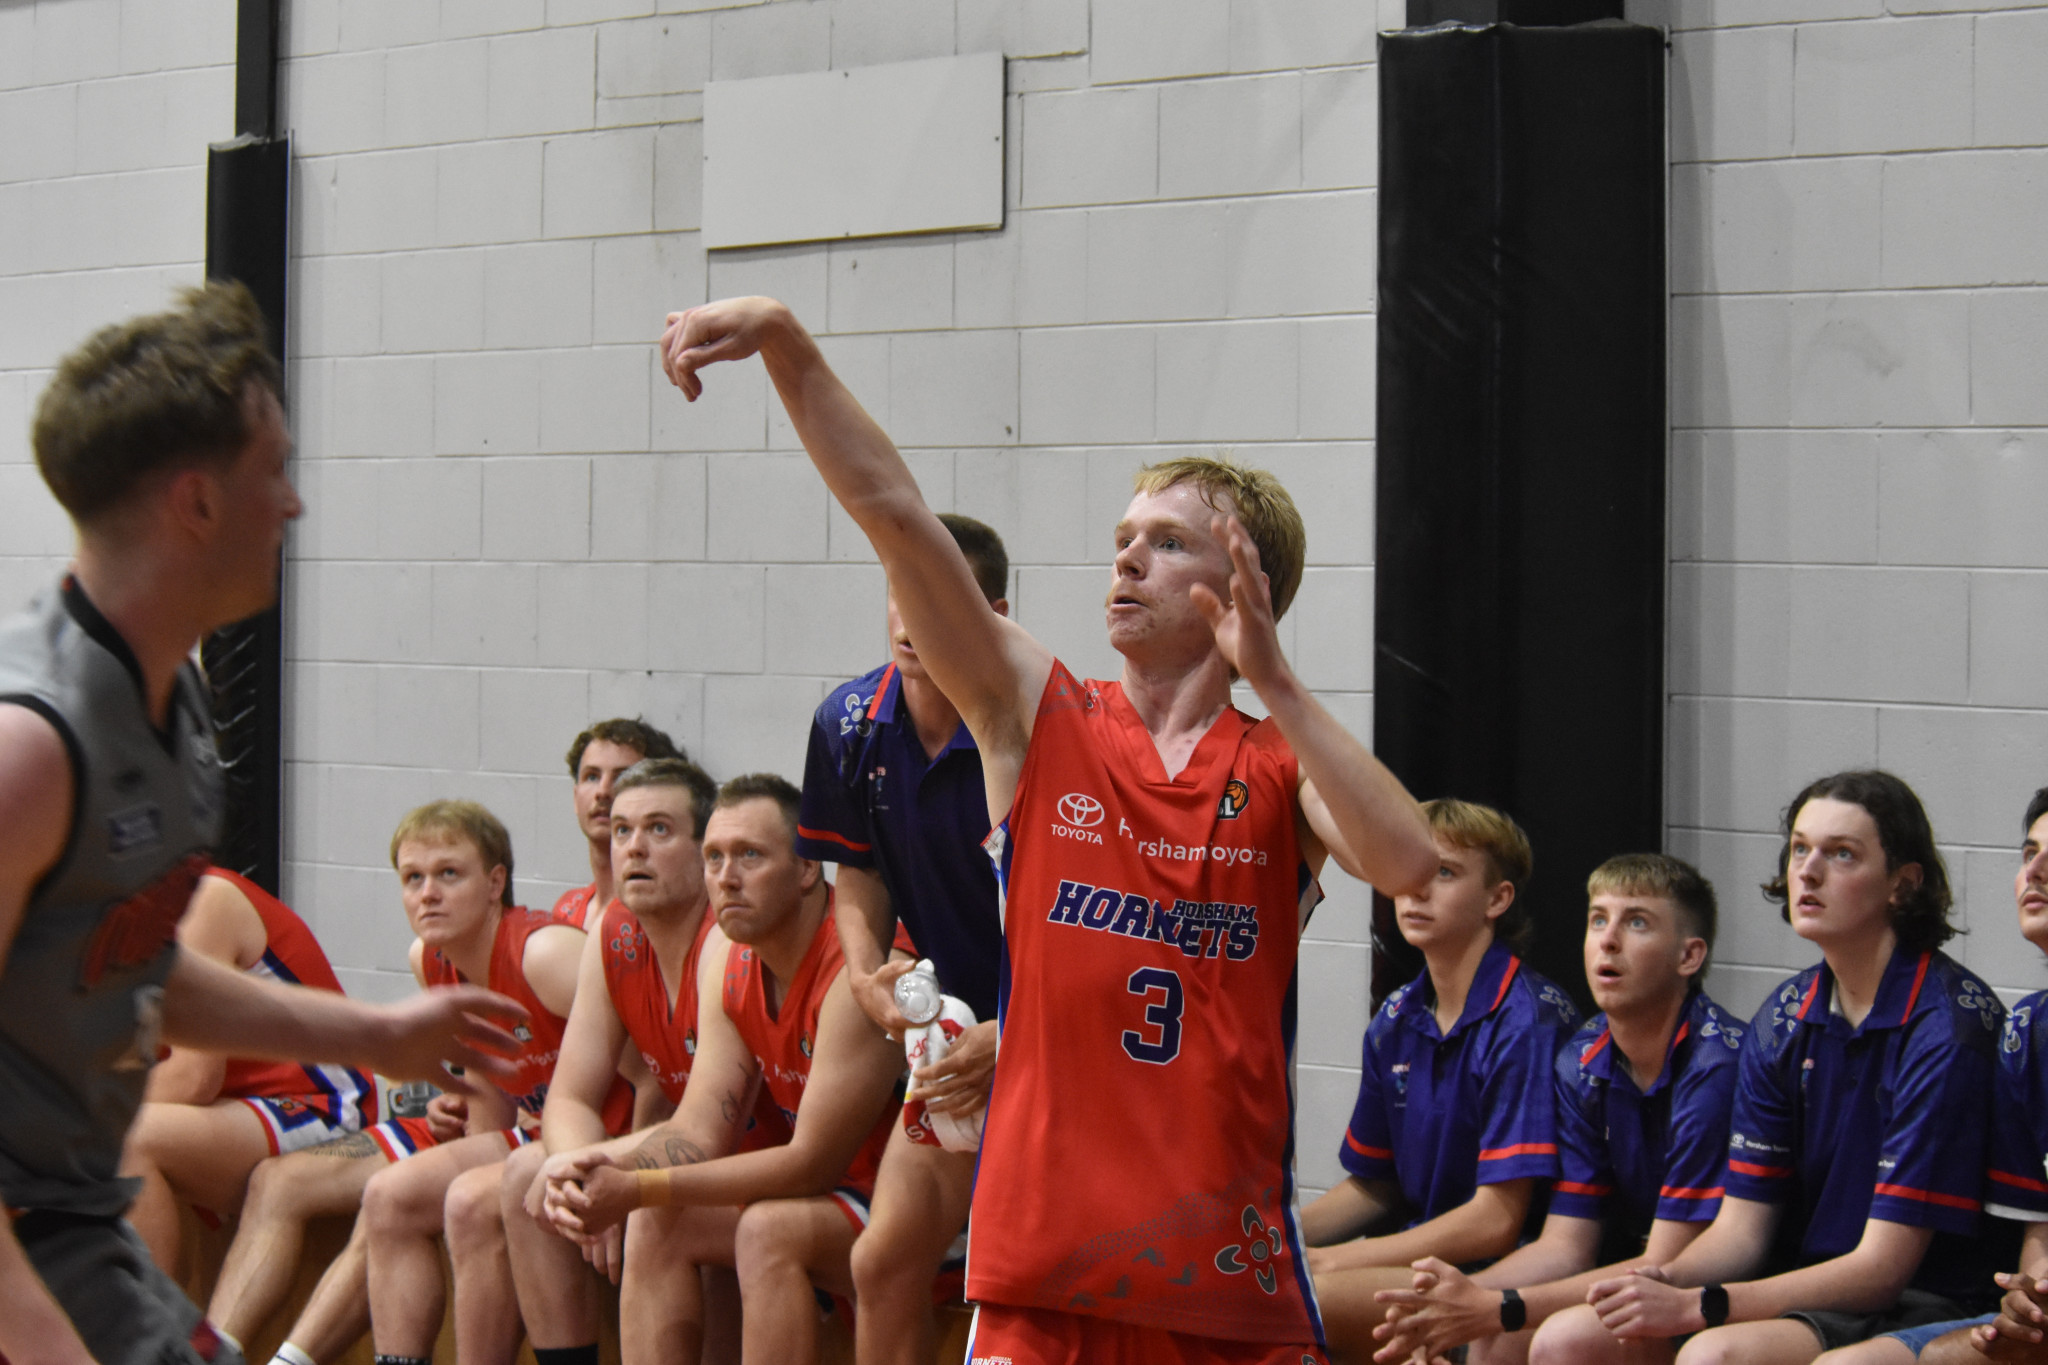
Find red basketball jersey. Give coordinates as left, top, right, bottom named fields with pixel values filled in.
left=967, top=664, right=1324, bottom=1344
left=423, top=907, right=573, bottom=1120
left=210, top=868, right=376, bottom=1127
left=550, top=883, right=602, bottom=929
left=720, top=896, right=896, bottom=1197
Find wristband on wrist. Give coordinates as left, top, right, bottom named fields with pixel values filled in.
left=636, top=1169, right=673, bottom=1208
left=1499, top=1287, right=1527, bottom=1332
left=1699, top=1284, right=1730, bottom=1328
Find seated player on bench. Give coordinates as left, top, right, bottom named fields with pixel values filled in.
left=1303, top=798, right=1581, bottom=1364
left=119, top=868, right=375, bottom=1278
left=493, top=756, right=782, bottom=1365
left=1811, top=785, right=2048, bottom=1365
left=544, top=774, right=905, bottom=1365
left=1373, top=853, right=1741, bottom=1365
left=1532, top=771, right=2010, bottom=1365
left=207, top=801, right=599, bottom=1365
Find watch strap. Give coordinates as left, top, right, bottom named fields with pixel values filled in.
left=1699, top=1283, right=1730, bottom=1328
left=1499, top=1287, right=1527, bottom=1332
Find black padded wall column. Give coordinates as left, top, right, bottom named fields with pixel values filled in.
left=1372, top=21, right=1666, bottom=1009
left=201, top=0, right=290, bottom=893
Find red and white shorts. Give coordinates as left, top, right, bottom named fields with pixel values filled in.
left=365, top=1116, right=534, bottom=1162
left=964, top=1305, right=1328, bottom=1365
left=239, top=1095, right=357, bottom=1157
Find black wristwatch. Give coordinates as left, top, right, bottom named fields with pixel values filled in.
left=1699, top=1284, right=1730, bottom=1328
left=1499, top=1287, right=1527, bottom=1332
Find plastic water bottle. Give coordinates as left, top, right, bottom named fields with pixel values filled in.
left=894, top=958, right=944, bottom=1026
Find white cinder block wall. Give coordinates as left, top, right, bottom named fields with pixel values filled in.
left=4, top=0, right=2046, bottom=1202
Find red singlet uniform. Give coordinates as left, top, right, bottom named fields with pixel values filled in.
left=423, top=907, right=577, bottom=1123
left=599, top=902, right=788, bottom=1150
left=720, top=896, right=896, bottom=1198
left=207, top=868, right=376, bottom=1150
left=550, top=883, right=602, bottom=929
left=970, top=664, right=1325, bottom=1350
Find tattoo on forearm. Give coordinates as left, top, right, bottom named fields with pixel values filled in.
left=720, top=1095, right=739, bottom=1124
left=630, top=1131, right=709, bottom=1170
left=306, top=1131, right=381, bottom=1159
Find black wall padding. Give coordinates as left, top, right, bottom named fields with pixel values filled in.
left=1409, top=1, right=1622, bottom=25
left=202, top=131, right=290, bottom=895
left=1372, top=21, right=1666, bottom=1010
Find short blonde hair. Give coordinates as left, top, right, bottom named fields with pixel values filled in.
left=1132, top=456, right=1307, bottom=621
left=389, top=800, right=515, bottom=907
left=1422, top=798, right=1534, bottom=950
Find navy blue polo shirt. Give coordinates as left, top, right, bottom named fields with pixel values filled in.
left=1551, top=991, right=1742, bottom=1236
left=1986, top=988, right=2048, bottom=1224
left=796, top=661, right=1002, bottom=1022
left=1341, top=939, right=1580, bottom=1225
left=1727, top=949, right=2005, bottom=1302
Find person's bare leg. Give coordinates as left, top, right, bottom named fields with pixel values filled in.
left=1675, top=1320, right=1826, bottom=1365
left=446, top=1159, right=521, bottom=1365
left=734, top=1196, right=860, bottom=1365
left=208, top=1130, right=389, bottom=1349
left=1315, top=1265, right=1423, bottom=1365
left=701, top=1266, right=743, bottom=1365
left=1813, top=1340, right=1916, bottom=1365
left=363, top=1131, right=514, bottom=1357
left=619, top=1203, right=741, bottom=1365
left=121, top=1099, right=273, bottom=1274
left=849, top=1129, right=973, bottom=1365
left=274, top=1216, right=376, bottom=1363
left=1529, top=1303, right=1677, bottom=1365
left=501, top=1144, right=600, bottom=1351
left=1467, top=1326, right=1535, bottom=1365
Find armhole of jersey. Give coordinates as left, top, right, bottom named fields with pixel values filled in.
left=2, top=694, right=87, bottom=911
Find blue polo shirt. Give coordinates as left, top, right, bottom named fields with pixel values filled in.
left=1986, top=988, right=2048, bottom=1224
left=1551, top=991, right=1742, bottom=1237
left=1727, top=949, right=2005, bottom=1302
left=796, top=661, right=1002, bottom=1022
left=1341, top=939, right=1580, bottom=1225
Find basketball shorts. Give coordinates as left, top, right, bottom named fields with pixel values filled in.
left=14, top=1209, right=244, bottom=1365
left=965, top=1305, right=1328, bottom=1365
left=240, top=1094, right=359, bottom=1156
left=365, top=1117, right=533, bottom=1162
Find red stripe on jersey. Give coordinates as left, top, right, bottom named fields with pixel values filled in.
left=1659, top=1184, right=1726, bottom=1201
left=1900, top=953, right=1931, bottom=1023
left=1729, top=1158, right=1792, bottom=1178
left=866, top=664, right=897, bottom=721
left=796, top=825, right=872, bottom=855
left=1344, top=1132, right=1393, bottom=1160
left=1874, top=1182, right=1980, bottom=1212
left=1555, top=1180, right=1612, bottom=1196
left=1795, top=974, right=1823, bottom=1021
left=1580, top=1029, right=1612, bottom=1066
left=1490, top=957, right=1522, bottom=1012
left=1989, top=1169, right=2048, bottom=1194
left=1478, top=1142, right=1556, bottom=1161
left=1671, top=1021, right=1691, bottom=1048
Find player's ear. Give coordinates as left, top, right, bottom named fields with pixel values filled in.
left=798, top=858, right=822, bottom=891
left=487, top=863, right=508, bottom=904
left=991, top=597, right=1011, bottom=619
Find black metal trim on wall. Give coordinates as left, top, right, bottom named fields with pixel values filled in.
left=201, top=0, right=289, bottom=894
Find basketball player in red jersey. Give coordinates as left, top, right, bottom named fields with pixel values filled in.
left=545, top=775, right=907, bottom=1365
left=658, top=298, right=1439, bottom=1364
left=550, top=718, right=686, bottom=928
left=120, top=869, right=376, bottom=1276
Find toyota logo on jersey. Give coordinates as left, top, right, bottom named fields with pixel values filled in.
left=1057, top=793, right=1105, bottom=827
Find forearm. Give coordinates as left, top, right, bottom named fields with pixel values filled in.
left=162, top=952, right=394, bottom=1068
left=1301, top=1176, right=1396, bottom=1247
left=1258, top=673, right=1432, bottom=893
left=639, top=1140, right=848, bottom=1209
left=0, top=1231, right=94, bottom=1365
left=834, top=868, right=894, bottom=981
left=1724, top=1243, right=1921, bottom=1321
left=540, top=1095, right=613, bottom=1155
left=141, top=1046, right=226, bottom=1106
left=1319, top=1195, right=1521, bottom=1275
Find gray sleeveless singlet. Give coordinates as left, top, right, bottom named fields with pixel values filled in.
left=0, top=577, right=221, bottom=1215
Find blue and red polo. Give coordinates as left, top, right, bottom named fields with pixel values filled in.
left=1551, top=990, right=1742, bottom=1236
left=1341, top=938, right=1580, bottom=1225
left=795, top=661, right=1003, bottom=1022
left=1726, top=948, right=2005, bottom=1302
left=1986, top=987, right=2048, bottom=1224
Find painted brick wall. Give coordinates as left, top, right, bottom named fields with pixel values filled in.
left=1647, top=0, right=2048, bottom=1027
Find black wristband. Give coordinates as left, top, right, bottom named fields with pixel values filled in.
left=1499, top=1287, right=1527, bottom=1332
left=1700, top=1284, right=1730, bottom=1328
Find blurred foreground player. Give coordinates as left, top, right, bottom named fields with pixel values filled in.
left=120, top=869, right=376, bottom=1277
left=659, top=296, right=1437, bottom=1363
left=0, top=282, right=523, bottom=1365
left=798, top=513, right=1009, bottom=1365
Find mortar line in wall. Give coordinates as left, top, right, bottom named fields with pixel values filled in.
left=1676, top=560, right=2048, bottom=573
left=1668, top=692, right=2048, bottom=714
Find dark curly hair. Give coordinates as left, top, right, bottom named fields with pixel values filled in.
left=1762, top=770, right=1955, bottom=954
left=564, top=717, right=684, bottom=778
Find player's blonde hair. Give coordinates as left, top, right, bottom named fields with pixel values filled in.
left=1422, top=798, right=1534, bottom=951
left=389, top=800, right=516, bottom=907
left=1132, top=455, right=1307, bottom=621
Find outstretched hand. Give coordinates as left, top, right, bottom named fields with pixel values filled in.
left=1188, top=514, right=1286, bottom=690
left=371, top=985, right=528, bottom=1100
left=659, top=297, right=791, bottom=401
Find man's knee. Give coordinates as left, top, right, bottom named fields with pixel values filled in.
left=498, top=1142, right=547, bottom=1219
left=733, top=1200, right=808, bottom=1277
left=1529, top=1304, right=1609, bottom=1365
left=362, top=1159, right=443, bottom=1239
left=1673, top=1329, right=1747, bottom=1365
left=849, top=1214, right=940, bottom=1299
left=444, top=1166, right=504, bottom=1253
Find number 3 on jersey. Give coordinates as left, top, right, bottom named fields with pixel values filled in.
left=1122, top=966, right=1184, bottom=1064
